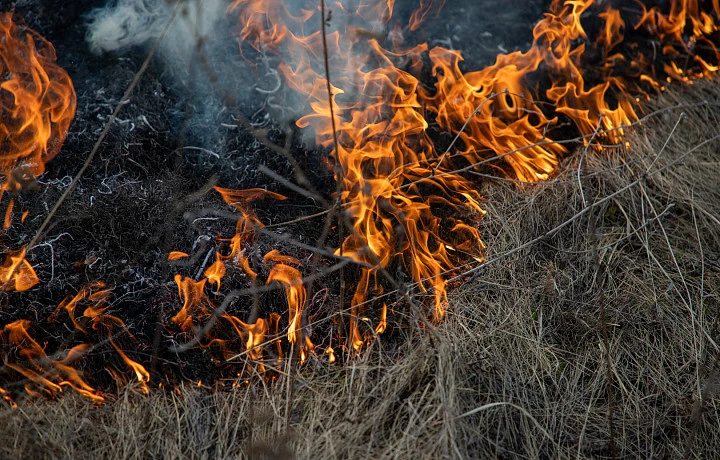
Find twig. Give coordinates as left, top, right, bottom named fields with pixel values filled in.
left=255, top=226, right=370, bottom=266
left=320, top=0, right=346, bottom=336
left=577, top=114, right=605, bottom=208
left=284, top=341, right=294, bottom=430
left=644, top=113, right=684, bottom=175
left=258, top=165, right=327, bottom=206
left=589, top=209, right=616, bottom=458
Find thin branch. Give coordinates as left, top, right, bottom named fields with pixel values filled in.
left=320, top=0, right=347, bottom=339
left=590, top=208, right=616, bottom=458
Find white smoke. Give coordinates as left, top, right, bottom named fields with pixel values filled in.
left=83, top=0, right=400, bottom=146
left=86, top=0, right=230, bottom=69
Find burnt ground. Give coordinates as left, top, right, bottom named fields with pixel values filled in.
left=0, top=0, right=551, bottom=394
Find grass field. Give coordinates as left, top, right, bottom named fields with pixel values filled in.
left=2, top=79, right=720, bottom=459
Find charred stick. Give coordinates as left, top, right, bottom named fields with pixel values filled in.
left=258, top=165, right=327, bottom=207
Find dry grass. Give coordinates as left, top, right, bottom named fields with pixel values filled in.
left=2, top=80, right=720, bottom=459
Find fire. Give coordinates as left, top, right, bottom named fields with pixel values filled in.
left=0, top=13, right=76, bottom=192
left=4, top=1, right=720, bottom=403
left=266, top=263, right=306, bottom=346
left=265, top=13, right=486, bottom=325
left=225, top=0, right=720, bottom=350
left=1, top=282, right=151, bottom=401
left=171, top=270, right=279, bottom=370
left=423, top=0, right=638, bottom=181
left=214, top=186, right=287, bottom=276
left=172, top=275, right=215, bottom=333
left=204, top=256, right=227, bottom=289
left=0, top=248, right=38, bottom=292
left=168, top=251, right=189, bottom=260
left=2, top=319, right=103, bottom=402
left=0, top=13, right=76, bottom=292
left=165, top=187, right=290, bottom=366
left=168, top=187, right=315, bottom=368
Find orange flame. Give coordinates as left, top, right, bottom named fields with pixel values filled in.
left=228, top=0, right=720, bottom=343
left=408, top=0, right=445, bottom=32
left=1, top=320, right=103, bottom=401
left=0, top=13, right=76, bottom=193
left=204, top=255, right=227, bottom=290
left=0, top=248, right=38, bottom=292
left=231, top=0, right=484, bottom=329
left=0, top=14, right=76, bottom=293
left=1, top=283, right=150, bottom=402
left=225, top=316, right=268, bottom=371
left=8, top=1, right=719, bottom=403
left=375, top=303, right=387, bottom=334
left=173, top=268, right=278, bottom=372
left=266, top=264, right=307, bottom=347
left=0, top=386, right=16, bottom=408
left=214, top=187, right=286, bottom=275
left=3, top=199, right=14, bottom=230
left=263, top=249, right=302, bottom=267
left=170, top=183, right=316, bottom=368
left=49, top=282, right=150, bottom=394
left=168, top=251, right=189, bottom=261
left=172, top=275, right=214, bottom=333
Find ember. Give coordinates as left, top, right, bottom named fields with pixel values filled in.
left=1, top=0, right=720, bottom=405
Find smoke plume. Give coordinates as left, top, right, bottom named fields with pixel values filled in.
left=86, top=0, right=229, bottom=65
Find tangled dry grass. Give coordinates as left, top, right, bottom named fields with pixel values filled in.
left=2, top=79, right=720, bottom=459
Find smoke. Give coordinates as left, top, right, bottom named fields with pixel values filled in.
left=85, top=0, right=305, bottom=132
left=82, top=0, right=449, bottom=149
left=85, top=0, right=257, bottom=155
left=86, top=0, right=229, bottom=67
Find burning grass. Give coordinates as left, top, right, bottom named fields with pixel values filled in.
left=3, top=0, right=720, bottom=396
left=2, top=79, right=719, bottom=458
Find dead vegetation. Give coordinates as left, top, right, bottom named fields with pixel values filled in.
left=0, top=78, right=718, bottom=458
